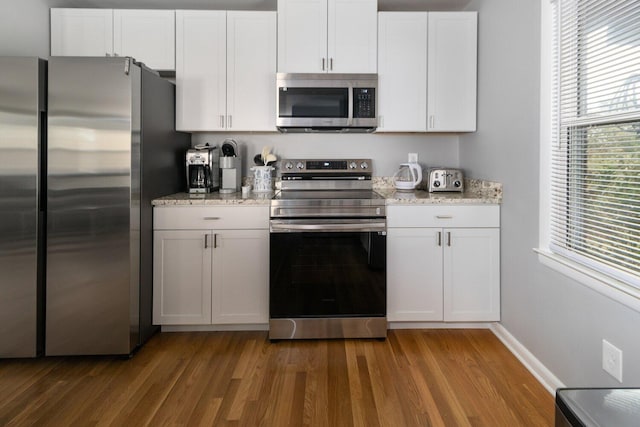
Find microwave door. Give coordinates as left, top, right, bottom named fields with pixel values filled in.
left=277, top=87, right=350, bottom=128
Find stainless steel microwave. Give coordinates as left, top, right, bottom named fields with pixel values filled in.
left=276, top=73, right=377, bottom=133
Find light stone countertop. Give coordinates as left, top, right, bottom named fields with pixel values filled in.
left=152, top=178, right=502, bottom=206
left=152, top=191, right=274, bottom=206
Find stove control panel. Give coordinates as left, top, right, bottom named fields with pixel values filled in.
left=281, top=159, right=372, bottom=174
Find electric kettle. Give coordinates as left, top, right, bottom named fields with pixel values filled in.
left=393, top=163, right=423, bottom=191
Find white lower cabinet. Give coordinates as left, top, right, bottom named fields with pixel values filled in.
left=153, top=207, right=269, bottom=325
left=387, top=205, right=500, bottom=322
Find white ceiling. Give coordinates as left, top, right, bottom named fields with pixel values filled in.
left=47, top=0, right=472, bottom=12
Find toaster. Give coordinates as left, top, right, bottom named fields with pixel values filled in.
left=428, top=168, right=464, bottom=192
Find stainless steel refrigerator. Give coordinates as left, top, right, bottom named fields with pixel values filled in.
left=46, top=57, right=190, bottom=356
left=0, top=57, right=46, bottom=358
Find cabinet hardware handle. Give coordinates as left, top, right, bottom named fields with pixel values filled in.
left=330, top=58, right=333, bottom=70
left=429, top=115, right=435, bottom=129
left=437, top=231, right=442, bottom=247
left=214, top=234, right=218, bottom=249
left=204, top=234, right=209, bottom=249
left=447, top=232, right=451, bottom=246
left=203, top=217, right=220, bottom=220
left=228, top=115, right=232, bottom=128
left=322, top=58, right=325, bottom=71
left=436, top=215, right=453, bottom=219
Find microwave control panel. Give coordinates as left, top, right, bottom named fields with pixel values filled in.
left=353, top=88, right=375, bottom=118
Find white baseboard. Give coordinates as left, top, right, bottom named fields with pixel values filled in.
left=490, top=323, right=565, bottom=395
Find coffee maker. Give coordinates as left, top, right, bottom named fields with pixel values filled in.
left=219, top=139, right=242, bottom=194
left=186, top=144, right=220, bottom=193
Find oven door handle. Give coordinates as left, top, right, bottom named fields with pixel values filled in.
left=270, top=219, right=386, bottom=233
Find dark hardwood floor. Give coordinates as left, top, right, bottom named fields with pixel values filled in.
left=0, top=329, right=554, bottom=426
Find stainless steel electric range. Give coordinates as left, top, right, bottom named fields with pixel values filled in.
left=269, top=159, right=387, bottom=340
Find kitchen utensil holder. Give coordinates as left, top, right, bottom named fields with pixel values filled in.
left=251, top=166, right=274, bottom=192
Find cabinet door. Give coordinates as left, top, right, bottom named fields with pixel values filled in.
left=113, top=10, right=175, bottom=71
left=328, top=0, right=377, bottom=73
left=377, top=12, right=427, bottom=132
left=50, top=8, right=113, bottom=57
left=175, top=10, right=227, bottom=131
left=387, top=228, right=443, bottom=321
left=427, top=12, right=477, bottom=132
left=227, top=12, right=277, bottom=131
left=212, top=230, right=269, bottom=324
left=277, top=0, right=328, bottom=72
left=443, top=228, right=500, bottom=321
left=153, top=230, right=212, bottom=325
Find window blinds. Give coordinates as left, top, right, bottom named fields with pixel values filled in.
left=550, top=0, right=640, bottom=286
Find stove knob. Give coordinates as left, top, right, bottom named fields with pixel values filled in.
left=453, top=180, right=462, bottom=188
left=433, top=181, right=441, bottom=187
left=349, top=161, right=357, bottom=169
left=284, top=161, right=294, bottom=170
left=360, top=161, right=369, bottom=170
left=296, top=162, right=304, bottom=170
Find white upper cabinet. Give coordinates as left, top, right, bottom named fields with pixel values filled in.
left=227, top=11, right=277, bottom=131
left=427, top=12, right=478, bottom=132
left=377, top=12, right=427, bottom=132
left=51, top=8, right=176, bottom=71
left=376, top=11, right=477, bottom=133
left=175, top=10, right=276, bottom=132
left=278, top=0, right=377, bottom=73
left=113, top=10, right=176, bottom=71
left=327, top=0, right=378, bottom=73
left=175, top=10, right=227, bottom=131
left=51, top=9, right=114, bottom=57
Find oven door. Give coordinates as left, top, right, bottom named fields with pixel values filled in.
left=270, top=219, right=386, bottom=323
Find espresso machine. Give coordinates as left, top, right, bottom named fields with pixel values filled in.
left=186, top=143, right=220, bottom=193
left=220, top=139, right=241, bottom=194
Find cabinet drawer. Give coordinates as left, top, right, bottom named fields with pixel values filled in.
left=387, top=205, right=499, bottom=228
left=154, top=206, right=269, bottom=230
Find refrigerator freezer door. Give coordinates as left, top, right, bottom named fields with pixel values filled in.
left=0, top=57, right=46, bottom=358
left=47, top=57, right=137, bottom=356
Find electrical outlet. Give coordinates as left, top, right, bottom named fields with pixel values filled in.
left=408, top=153, right=418, bottom=163
left=602, top=339, right=623, bottom=382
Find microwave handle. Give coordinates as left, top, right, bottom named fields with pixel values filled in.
left=347, top=86, right=353, bottom=125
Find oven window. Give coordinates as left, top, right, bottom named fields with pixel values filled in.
left=278, top=87, right=349, bottom=118
left=270, top=231, right=386, bottom=318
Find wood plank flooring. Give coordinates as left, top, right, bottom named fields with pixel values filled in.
left=0, top=329, right=554, bottom=426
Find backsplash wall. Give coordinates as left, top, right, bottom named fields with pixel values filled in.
left=191, top=132, right=460, bottom=178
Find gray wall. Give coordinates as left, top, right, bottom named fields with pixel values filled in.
left=460, top=0, right=640, bottom=386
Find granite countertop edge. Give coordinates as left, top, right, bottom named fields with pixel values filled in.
left=153, top=178, right=503, bottom=206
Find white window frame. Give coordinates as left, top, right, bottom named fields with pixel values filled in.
left=537, top=0, right=640, bottom=312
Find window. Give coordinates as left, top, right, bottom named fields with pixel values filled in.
left=548, top=0, right=640, bottom=288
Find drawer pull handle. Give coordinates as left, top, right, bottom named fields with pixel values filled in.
left=204, top=217, right=220, bottom=220
left=436, top=215, right=453, bottom=219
